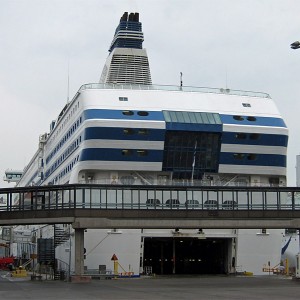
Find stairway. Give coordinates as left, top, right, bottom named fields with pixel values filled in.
left=54, top=225, right=70, bottom=248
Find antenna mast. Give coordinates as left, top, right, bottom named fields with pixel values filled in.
left=180, top=72, right=183, bottom=90
left=67, top=60, right=70, bottom=103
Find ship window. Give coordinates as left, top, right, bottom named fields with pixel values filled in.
left=233, top=153, right=245, bottom=160
left=123, top=128, right=135, bottom=135
left=119, top=97, right=128, bottom=101
left=137, top=111, right=149, bottom=116
left=137, top=150, right=148, bottom=156
left=247, top=154, right=257, bottom=160
left=122, top=110, right=134, bottom=116
left=242, top=103, right=251, bottom=107
left=235, top=133, right=247, bottom=139
left=138, top=129, right=149, bottom=135
left=249, top=133, right=260, bottom=140
left=122, top=149, right=132, bottom=156
left=233, top=115, right=244, bottom=121
left=247, top=116, right=256, bottom=122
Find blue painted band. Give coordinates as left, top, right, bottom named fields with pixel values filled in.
left=221, top=132, right=288, bottom=147
left=220, top=114, right=287, bottom=127
left=219, top=153, right=286, bottom=167
left=84, top=127, right=165, bottom=141
left=83, top=109, right=165, bottom=121
left=79, top=148, right=163, bottom=162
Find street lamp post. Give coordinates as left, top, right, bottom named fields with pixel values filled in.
left=291, top=41, right=300, bottom=49
left=291, top=40, right=300, bottom=277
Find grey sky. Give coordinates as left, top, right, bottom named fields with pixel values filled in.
left=0, top=0, right=299, bottom=186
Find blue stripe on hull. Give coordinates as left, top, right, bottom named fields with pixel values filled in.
left=79, top=148, right=164, bottom=162
left=83, top=109, right=165, bottom=121
left=220, top=114, right=287, bottom=127
left=84, top=127, right=165, bottom=141
left=221, top=132, right=288, bottom=147
left=219, top=153, right=286, bottom=167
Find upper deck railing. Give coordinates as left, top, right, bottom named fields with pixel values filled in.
left=79, top=83, right=271, bottom=99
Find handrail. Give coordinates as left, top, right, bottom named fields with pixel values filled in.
left=78, top=83, right=270, bottom=99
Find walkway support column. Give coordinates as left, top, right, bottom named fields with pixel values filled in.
left=71, top=228, right=91, bottom=283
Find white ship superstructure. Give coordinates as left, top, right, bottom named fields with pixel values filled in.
left=13, top=12, right=288, bottom=276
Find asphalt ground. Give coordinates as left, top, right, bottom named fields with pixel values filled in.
left=1, top=272, right=300, bottom=300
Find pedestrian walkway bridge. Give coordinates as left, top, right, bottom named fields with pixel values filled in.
left=1, top=184, right=300, bottom=229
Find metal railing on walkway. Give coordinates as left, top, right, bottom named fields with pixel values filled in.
left=0, top=184, right=299, bottom=212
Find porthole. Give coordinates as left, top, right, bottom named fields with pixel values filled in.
left=247, top=116, right=256, bottom=121
left=235, top=133, right=247, bottom=139
left=138, top=129, right=149, bottom=135
left=137, top=150, right=148, bottom=156
left=122, top=110, right=134, bottom=116
left=249, top=133, right=260, bottom=140
left=137, top=111, right=149, bottom=116
left=247, top=154, right=257, bottom=160
left=233, top=115, right=244, bottom=121
left=122, top=149, right=133, bottom=156
left=123, top=128, right=135, bottom=135
left=233, top=153, right=245, bottom=160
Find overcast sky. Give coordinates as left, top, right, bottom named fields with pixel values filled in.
left=0, top=0, right=300, bottom=187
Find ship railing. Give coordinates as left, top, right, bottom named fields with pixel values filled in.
left=78, top=178, right=284, bottom=188
left=78, top=83, right=270, bottom=99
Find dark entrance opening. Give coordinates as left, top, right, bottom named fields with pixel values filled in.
left=143, top=237, right=229, bottom=275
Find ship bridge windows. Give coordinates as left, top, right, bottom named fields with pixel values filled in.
left=162, top=131, right=220, bottom=179
left=163, top=111, right=221, bottom=125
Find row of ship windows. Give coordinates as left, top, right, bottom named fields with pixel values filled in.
left=235, top=133, right=260, bottom=140
left=47, top=155, right=80, bottom=183
left=122, top=110, right=149, bottom=116
left=49, top=101, right=80, bottom=146
left=124, top=128, right=149, bottom=135
left=233, top=153, right=257, bottom=160
left=46, top=137, right=81, bottom=177
left=46, top=116, right=82, bottom=164
left=233, top=115, right=256, bottom=122
left=122, top=149, right=148, bottom=156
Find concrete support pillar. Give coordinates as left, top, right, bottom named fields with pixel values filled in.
left=74, top=228, right=84, bottom=276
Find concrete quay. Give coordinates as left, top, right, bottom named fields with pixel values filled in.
left=1, top=272, right=300, bottom=300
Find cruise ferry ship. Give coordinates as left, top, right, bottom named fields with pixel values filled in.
left=11, top=12, right=288, bottom=275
